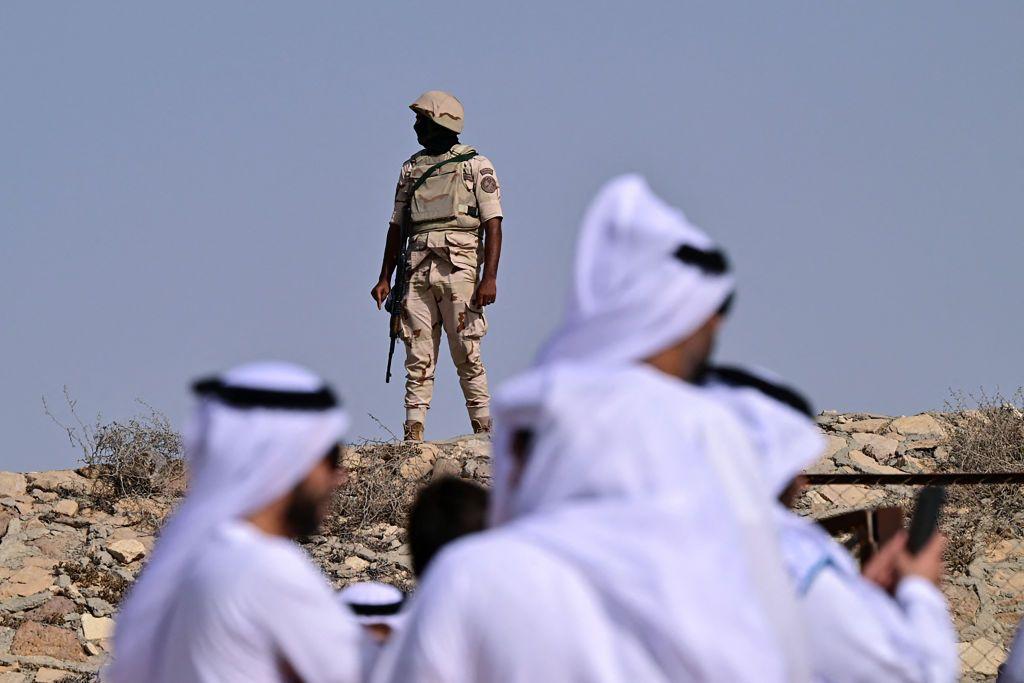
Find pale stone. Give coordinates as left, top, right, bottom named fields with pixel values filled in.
left=835, top=418, right=889, bottom=433
left=81, top=613, right=115, bottom=640
left=107, top=538, right=146, bottom=564
left=986, top=539, right=1021, bottom=563
left=818, top=484, right=885, bottom=509
left=10, top=621, right=87, bottom=661
left=399, top=445, right=438, bottom=481
left=889, top=414, right=946, bottom=439
left=820, top=434, right=848, bottom=461
left=0, top=472, right=27, bottom=498
left=0, top=672, right=27, bottom=683
left=25, top=471, right=91, bottom=496
left=430, top=457, right=462, bottom=481
left=0, top=566, right=53, bottom=599
left=850, top=433, right=900, bottom=461
left=960, top=637, right=1006, bottom=676
left=52, top=499, right=79, bottom=517
left=33, top=669, right=71, bottom=683
left=343, top=556, right=370, bottom=572
left=848, top=450, right=904, bottom=475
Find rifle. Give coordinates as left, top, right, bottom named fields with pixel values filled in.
left=384, top=204, right=410, bottom=384
left=384, top=150, right=478, bottom=383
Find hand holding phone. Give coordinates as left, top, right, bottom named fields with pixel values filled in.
left=907, top=486, right=946, bottom=555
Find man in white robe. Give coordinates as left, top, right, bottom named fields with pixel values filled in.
left=703, top=364, right=958, bottom=683
left=338, top=582, right=407, bottom=673
left=107, top=362, right=362, bottom=683
left=372, top=175, right=809, bottom=682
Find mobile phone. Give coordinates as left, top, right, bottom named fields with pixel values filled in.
left=907, top=486, right=946, bottom=555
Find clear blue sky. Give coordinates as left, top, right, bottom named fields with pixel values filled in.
left=2, top=2, right=1022, bottom=471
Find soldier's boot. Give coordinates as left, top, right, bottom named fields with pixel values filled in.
left=471, top=416, right=492, bottom=435
left=403, top=420, right=424, bottom=442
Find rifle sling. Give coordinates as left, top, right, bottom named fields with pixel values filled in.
left=409, top=151, right=478, bottom=194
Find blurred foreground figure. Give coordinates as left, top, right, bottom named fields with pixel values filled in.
left=704, top=365, right=957, bottom=683
left=999, top=623, right=1024, bottom=682
left=107, top=362, right=362, bottom=683
left=373, top=176, right=809, bottom=682
left=407, top=476, right=489, bottom=577
left=338, top=582, right=407, bottom=673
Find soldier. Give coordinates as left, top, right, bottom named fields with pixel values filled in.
left=371, top=91, right=503, bottom=442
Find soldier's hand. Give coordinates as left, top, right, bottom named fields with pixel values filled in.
left=474, top=277, right=497, bottom=307
left=371, top=279, right=391, bottom=310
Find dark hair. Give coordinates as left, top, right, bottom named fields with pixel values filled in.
left=408, top=477, right=489, bottom=577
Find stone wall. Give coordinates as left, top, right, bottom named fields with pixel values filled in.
left=1, top=415, right=1020, bottom=681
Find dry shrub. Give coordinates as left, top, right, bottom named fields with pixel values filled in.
left=55, top=561, right=130, bottom=607
left=45, top=389, right=185, bottom=511
left=330, top=440, right=424, bottom=534
left=941, top=389, right=1024, bottom=571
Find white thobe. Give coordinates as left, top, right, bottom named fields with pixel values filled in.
left=151, top=521, right=362, bottom=683
left=781, top=516, right=958, bottom=683
left=374, top=364, right=807, bottom=683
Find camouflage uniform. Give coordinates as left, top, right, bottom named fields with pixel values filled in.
left=391, top=92, right=503, bottom=435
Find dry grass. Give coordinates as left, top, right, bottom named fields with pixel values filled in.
left=44, top=389, right=185, bottom=514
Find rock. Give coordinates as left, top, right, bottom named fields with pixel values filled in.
left=52, top=499, right=79, bottom=517
left=0, top=592, right=52, bottom=613
left=352, top=545, right=378, bottom=561
left=24, top=596, right=78, bottom=622
left=32, top=669, right=72, bottom=683
left=0, top=510, right=10, bottom=538
left=343, top=556, right=370, bottom=572
left=835, top=418, right=889, bottom=433
left=0, top=472, right=28, bottom=498
left=986, top=539, right=1023, bottom=563
left=80, top=612, right=114, bottom=640
left=430, top=457, right=461, bottom=481
left=900, top=438, right=944, bottom=453
left=9, top=621, right=87, bottom=661
left=399, top=444, right=438, bottom=480
left=0, top=566, right=53, bottom=599
left=889, top=414, right=946, bottom=440
left=86, top=596, right=114, bottom=617
left=25, top=471, right=91, bottom=497
left=463, top=459, right=491, bottom=480
left=32, top=490, right=59, bottom=503
left=106, top=538, right=146, bottom=564
left=847, top=450, right=904, bottom=475
left=850, top=433, right=900, bottom=461
left=818, top=484, right=885, bottom=509
left=819, top=434, right=848, bottom=462
left=944, top=584, right=980, bottom=621
left=960, top=637, right=1006, bottom=676
left=0, top=673, right=27, bottom=683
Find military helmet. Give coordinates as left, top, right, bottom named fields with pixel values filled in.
left=409, top=91, right=465, bottom=134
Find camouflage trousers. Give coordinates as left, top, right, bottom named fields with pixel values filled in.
left=400, top=256, right=490, bottom=424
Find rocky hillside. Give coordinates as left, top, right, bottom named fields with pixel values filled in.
left=1, top=411, right=1022, bottom=682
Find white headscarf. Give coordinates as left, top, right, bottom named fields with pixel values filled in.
left=107, top=361, right=349, bottom=683
left=700, top=365, right=824, bottom=497
left=338, top=582, right=407, bottom=629
left=536, top=174, right=735, bottom=366
left=489, top=363, right=807, bottom=681
left=701, top=366, right=845, bottom=590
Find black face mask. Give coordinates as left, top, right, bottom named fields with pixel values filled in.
left=414, top=116, right=458, bottom=154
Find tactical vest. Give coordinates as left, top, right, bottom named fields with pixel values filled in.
left=408, top=145, right=481, bottom=235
